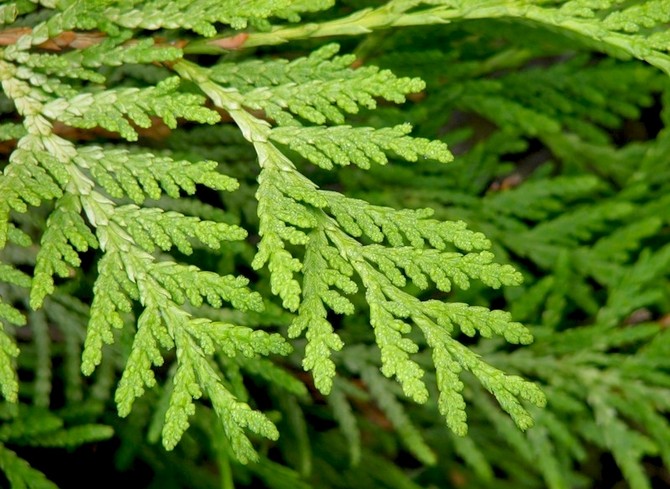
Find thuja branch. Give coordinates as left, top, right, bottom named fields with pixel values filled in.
left=184, top=1, right=670, bottom=74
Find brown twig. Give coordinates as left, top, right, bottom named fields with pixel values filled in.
left=206, top=32, right=249, bottom=50
left=0, top=118, right=174, bottom=157
left=0, top=27, right=107, bottom=51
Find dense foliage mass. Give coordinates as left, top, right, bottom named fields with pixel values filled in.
left=0, top=1, right=669, bottom=488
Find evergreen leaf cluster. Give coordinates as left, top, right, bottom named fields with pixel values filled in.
left=0, top=1, right=669, bottom=488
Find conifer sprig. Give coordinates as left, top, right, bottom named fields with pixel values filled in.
left=176, top=58, right=545, bottom=432
left=0, top=29, right=293, bottom=460
left=2, top=2, right=668, bottom=487
left=271, top=123, right=452, bottom=170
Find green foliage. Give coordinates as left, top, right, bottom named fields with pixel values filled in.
left=271, top=123, right=452, bottom=170
left=0, top=1, right=669, bottom=488
left=45, top=77, right=220, bottom=141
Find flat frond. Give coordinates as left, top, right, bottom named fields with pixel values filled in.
left=289, top=228, right=351, bottom=393
left=0, top=325, right=20, bottom=403
left=326, top=191, right=490, bottom=251
left=95, top=0, right=331, bottom=35
left=364, top=287, right=428, bottom=403
left=211, top=44, right=425, bottom=125
left=76, top=147, right=238, bottom=204
left=252, top=168, right=318, bottom=311
left=186, top=318, right=291, bottom=358
left=112, top=205, right=246, bottom=255
left=81, top=251, right=136, bottom=376
left=44, top=77, right=220, bottom=141
left=7, top=1, right=669, bottom=483
left=114, top=303, right=170, bottom=418
left=149, top=261, right=263, bottom=311
left=271, top=123, right=452, bottom=170
left=163, top=324, right=280, bottom=463
left=209, top=43, right=356, bottom=91
left=0, top=301, right=25, bottom=329
left=0, top=147, right=63, bottom=248
left=8, top=51, right=105, bottom=83
left=77, top=37, right=182, bottom=68
left=30, top=194, right=98, bottom=309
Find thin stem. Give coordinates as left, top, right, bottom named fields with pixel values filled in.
left=171, top=59, right=296, bottom=171
left=184, top=5, right=459, bottom=54
left=182, top=2, right=565, bottom=55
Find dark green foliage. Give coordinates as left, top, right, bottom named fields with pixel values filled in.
left=0, top=1, right=669, bottom=488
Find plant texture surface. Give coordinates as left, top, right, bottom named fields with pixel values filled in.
left=0, top=1, right=669, bottom=488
